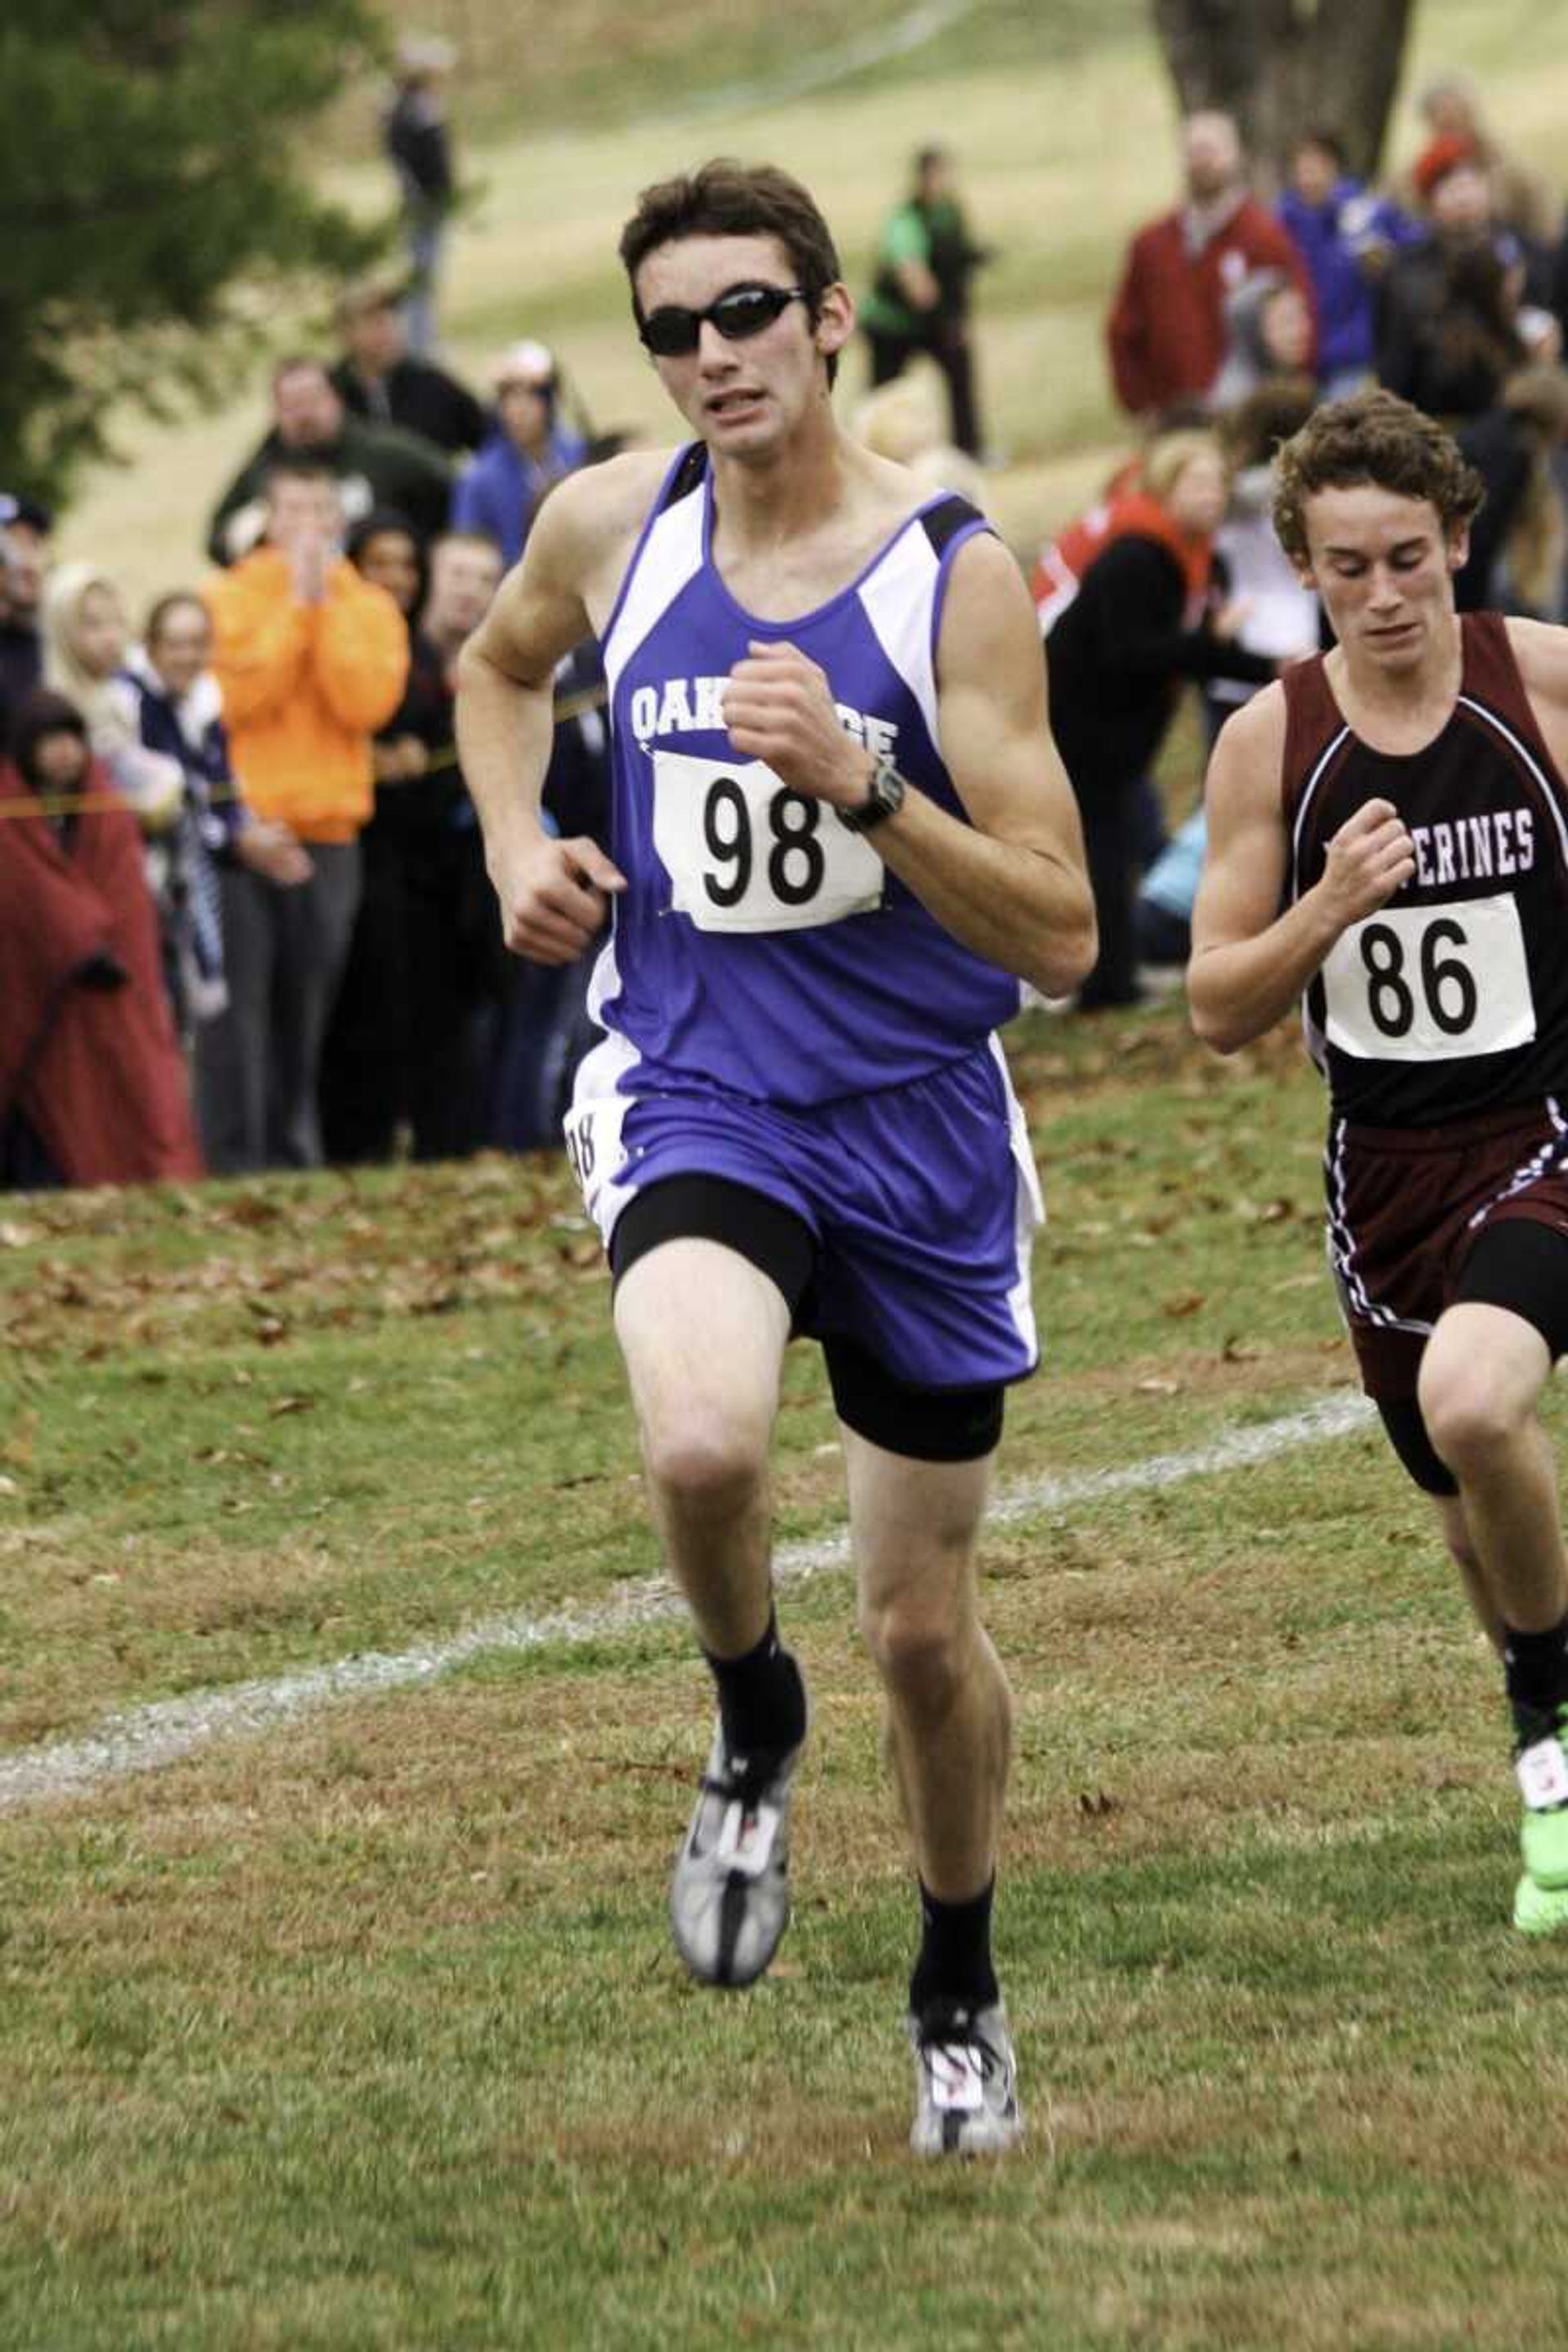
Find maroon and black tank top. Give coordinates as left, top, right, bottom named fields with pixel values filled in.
left=1283, top=612, right=1568, bottom=1126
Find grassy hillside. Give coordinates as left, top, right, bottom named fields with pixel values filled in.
left=7, top=1009, right=1568, bottom=2345
left=369, top=0, right=1146, bottom=136
left=58, top=0, right=1568, bottom=613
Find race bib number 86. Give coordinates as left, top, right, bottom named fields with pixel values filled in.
left=652, top=749, right=885, bottom=934
left=1321, top=893, right=1536, bottom=1062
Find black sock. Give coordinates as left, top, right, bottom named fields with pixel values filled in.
left=908, top=1876, right=999, bottom=2017
left=1503, top=1614, right=1568, bottom=1731
left=702, top=1608, right=807, bottom=1761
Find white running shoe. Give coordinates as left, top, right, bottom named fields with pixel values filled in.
left=907, top=2000, right=1023, bottom=2157
left=669, top=1726, right=802, bottom=1989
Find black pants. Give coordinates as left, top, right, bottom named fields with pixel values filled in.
left=863, top=323, right=982, bottom=457
left=318, top=824, right=492, bottom=1165
left=196, top=844, right=361, bottom=1173
left=1075, top=777, right=1145, bottom=1009
left=488, top=950, right=597, bottom=1153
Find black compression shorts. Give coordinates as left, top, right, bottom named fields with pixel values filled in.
left=610, top=1174, right=1004, bottom=1463
left=1376, top=1215, right=1568, bottom=1495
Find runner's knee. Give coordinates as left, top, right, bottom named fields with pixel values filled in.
left=858, top=1583, right=973, bottom=1710
left=1442, top=1519, right=1483, bottom=1579
left=639, top=1405, right=770, bottom=1519
left=1418, top=1349, right=1531, bottom=1480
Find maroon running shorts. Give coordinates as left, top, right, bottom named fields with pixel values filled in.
left=1324, top=1099, right=1568, bottom=1400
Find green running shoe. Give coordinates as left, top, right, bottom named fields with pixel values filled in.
left=1513, top=1713, right=1568, bottom=1936
left=1513, top=1869, right=1568, bottom=1935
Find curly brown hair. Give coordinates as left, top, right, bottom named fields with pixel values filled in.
left=1272, top=388, right=1485, bottom=564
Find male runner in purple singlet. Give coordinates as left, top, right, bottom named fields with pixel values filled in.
left=457, top=160, right=1094, bottom=2152
left=1192, top=388, right=1568, bottom=1937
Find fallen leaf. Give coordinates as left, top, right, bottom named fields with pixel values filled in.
left=220, top=1192, right=285, bottom=1229
left=2, top=1412, right=38, bottom=1468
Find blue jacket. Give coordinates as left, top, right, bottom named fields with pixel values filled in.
left=1277, top=180, right=1420, bottom=378
left=115, top=653, right=242, bottom=996
left=450, top=423, right=589, bottom=569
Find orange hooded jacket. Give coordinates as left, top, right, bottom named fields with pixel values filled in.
left=204, top=550, right=409, bottom=843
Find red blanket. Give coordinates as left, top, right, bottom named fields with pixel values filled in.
left=0, top=760, right=203, bottom=1185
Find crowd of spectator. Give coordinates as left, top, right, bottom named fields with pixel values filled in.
left=1051, top=69, right=1568, bottom=1005
left=7, top=62, right=1568, bottom=1181
left=0, top=252, right=619, bottom=1186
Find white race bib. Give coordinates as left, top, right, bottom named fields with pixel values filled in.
left=1321, top=894, right=1535, bottom=1062
left=651, top=749, right=885, bottom=935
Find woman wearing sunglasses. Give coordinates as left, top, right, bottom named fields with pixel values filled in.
left=457, top=158, right=1094, bottom=2159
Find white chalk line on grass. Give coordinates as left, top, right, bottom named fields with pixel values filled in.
left=0, top=1393, right=1373, bottom=1814
left=523, top=0, right=978, bottom=148
left=665, top=0, right=979, bottom=122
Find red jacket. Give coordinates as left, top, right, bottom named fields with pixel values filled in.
left=1033, top=480, right=1215, bottom=632
left=1107, top=196, right=1312, bottom=417
left=0, top=761, right=203, bottom=1185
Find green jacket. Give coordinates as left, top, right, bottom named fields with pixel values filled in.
left=207, top=416, right=452, bottom=564
left=861, top=196, right=982, bottom=339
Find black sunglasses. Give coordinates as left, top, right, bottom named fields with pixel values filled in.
left=637, top=282, right=809, bottom=359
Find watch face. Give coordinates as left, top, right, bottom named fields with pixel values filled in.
left=843, top=758, right=903, bottom=832
left=873, top=761, right=905, bottom=818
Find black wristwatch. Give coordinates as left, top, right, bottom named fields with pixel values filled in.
left=839, top=750, right=906, bottom=834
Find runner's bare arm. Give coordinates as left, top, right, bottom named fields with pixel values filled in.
left=457, top=455, right=662, bottom=961
left=1504, top=617, right=1568, bottom=777
left=720, top=532, right=1096, bottom=997
left=1188, top=686, right=1415, bottom=1052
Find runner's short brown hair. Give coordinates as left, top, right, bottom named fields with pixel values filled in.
left=1272, top=388, right=1485, bottom=564
left=619, top=158, right=841, bottom=301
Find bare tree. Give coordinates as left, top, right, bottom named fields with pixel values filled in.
left=1152, top=0, right=1417, bottom=185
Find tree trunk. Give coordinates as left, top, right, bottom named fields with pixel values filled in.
left=1151, top=0, right=1416, bottom=187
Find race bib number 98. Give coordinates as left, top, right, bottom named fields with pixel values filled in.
left=652, top=749, right=886, bottom=934
left=1321, top=893, right=1536, bottom=1062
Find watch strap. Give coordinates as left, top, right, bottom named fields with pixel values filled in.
left=839, top=751, right=906, bottom=834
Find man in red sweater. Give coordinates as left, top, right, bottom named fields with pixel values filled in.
left=1107, top=110, right=1312, bottom=421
